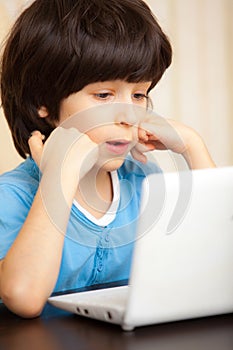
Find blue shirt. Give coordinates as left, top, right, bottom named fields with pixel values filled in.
left=0, top=157, right=161, bottom=293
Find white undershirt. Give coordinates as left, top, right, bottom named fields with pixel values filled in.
left=73, top=171, right=120, bottom=227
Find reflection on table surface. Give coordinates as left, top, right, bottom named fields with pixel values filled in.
left=0, top=302, right=233, bottom=350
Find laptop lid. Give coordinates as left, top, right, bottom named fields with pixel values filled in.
left=123, top=166, right=233, bottom=330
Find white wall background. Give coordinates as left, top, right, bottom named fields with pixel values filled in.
left=0, top=0, right=232, bottom=174
left=147, top=0, right=233, bottom=169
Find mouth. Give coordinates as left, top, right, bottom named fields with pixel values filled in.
left=105, top=140, right=131, bottom=155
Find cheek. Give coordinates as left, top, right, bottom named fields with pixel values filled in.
left=59, top=99, right=76, bottom=121
left=86, top=126, right=110, bottom=144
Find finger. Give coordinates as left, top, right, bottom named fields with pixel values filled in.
left=141, top=122, right=166, bottom=144
left=131, top=142, right=156, bottom=164
left=28, top=131, right=45, bottom=166
left=148, top=140, right=167, bottom=151
left=138, top=126, right=149, bottom=142
left=139, top=122, right=155, bottom=136
left=134, top=142, right=152, bottom=153
left=130, top=146, right=147, bottom=164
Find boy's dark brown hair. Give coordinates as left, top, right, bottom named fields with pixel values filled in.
left=0, top=0, right=172, bottom=158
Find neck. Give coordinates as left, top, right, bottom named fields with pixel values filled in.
left=75, top=167, right=113, bottom=219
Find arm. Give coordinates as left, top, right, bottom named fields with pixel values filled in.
left=0, top=186, right=67, bottom=318
left=180, top=130, right=216, bottom=169
left=0, top=128, right=98, bottom=318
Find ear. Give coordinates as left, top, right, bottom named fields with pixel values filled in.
left=38, top=106, right=49, bottom=118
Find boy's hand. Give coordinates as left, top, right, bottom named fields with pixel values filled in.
left=131, top=114, right=215, bottom=169
left=131, top=114, right=190, bottom=162
left=29, top=127, right=99, bottom=182
left=140, top=117, right=192, bottom=153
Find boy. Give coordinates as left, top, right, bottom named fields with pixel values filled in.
left=0, top=0, right=215, bottom=318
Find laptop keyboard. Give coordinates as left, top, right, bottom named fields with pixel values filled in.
left=70, top=285, right=129, bottom=309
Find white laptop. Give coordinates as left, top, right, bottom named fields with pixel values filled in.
left=48, top=166, right=233, bottom=331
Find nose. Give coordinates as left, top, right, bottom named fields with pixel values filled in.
left=115, top=112, right=137, bottom=126
left=114, top=104, right=139, bottom=127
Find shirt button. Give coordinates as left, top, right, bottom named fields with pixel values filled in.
left=97, top=262, right=103, bottom=272
left=97, top=249, right=103, bottom=258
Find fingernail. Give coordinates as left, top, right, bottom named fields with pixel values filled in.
left=29, top=131, right=45, bottom=140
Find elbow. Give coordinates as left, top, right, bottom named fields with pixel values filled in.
left=1, top=281, right=46, bottom=318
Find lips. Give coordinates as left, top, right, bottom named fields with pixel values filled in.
left=106, top=140, right=130, bottom=155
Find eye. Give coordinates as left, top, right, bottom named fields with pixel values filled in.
left=94, top=93, right=112, bottom=100
left=133, top=93, right=148, bottom=102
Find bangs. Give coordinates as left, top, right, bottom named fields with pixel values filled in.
left=75, top=32, right=163, bottom=86
left=55, top=0, right=172, bottom=96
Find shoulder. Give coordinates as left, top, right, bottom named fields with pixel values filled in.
left=118, top=155, right=162, bottom=179
left=0, top=157, right=39, bottom=203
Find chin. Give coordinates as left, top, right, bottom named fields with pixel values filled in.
left=100, top=157, right=126, bottom=172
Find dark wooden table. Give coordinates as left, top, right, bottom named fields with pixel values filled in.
left=0, top=301, right=233, bottom=350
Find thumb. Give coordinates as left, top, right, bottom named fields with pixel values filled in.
left=28, top=130, right=45, bottom=167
